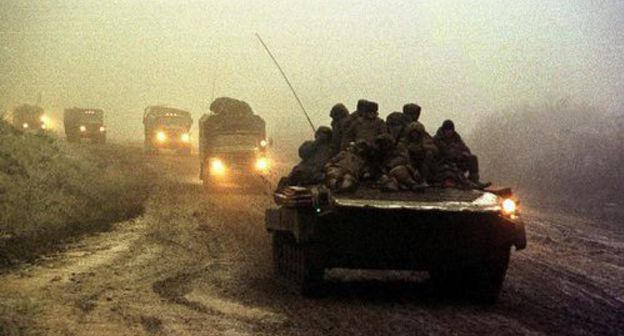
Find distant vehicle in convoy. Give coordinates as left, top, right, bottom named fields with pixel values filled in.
left=267, top=186, right=526, bottom=302
left=63, top=108, right=106, bottom=144
left=10, top=104, right=48, bottom=131
left=143, top=106, right=192, bottom=154
left=199, top=97, right=270, bottom=189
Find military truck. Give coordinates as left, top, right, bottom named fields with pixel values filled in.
left=199, top=97, right=269, bottom=189
left=143, top=106, right=193, bottom=154
left=266, top=186, right=526, bottom=302
left=11, top=104, right=48, bottom=131
left=63, top=108, right=106, bottom=143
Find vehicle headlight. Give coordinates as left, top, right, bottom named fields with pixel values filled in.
left=181, top=133, right=190, bottom=143
left=22, top=123, right=29, bottom=129
left=210, top=158, right=225, bottom=176
left=99, top=126, right=106, bottom=132
left=255, top=157, right=269, bottom=171
left=79, top=125, right=87, bottom=132
left=40, top=115, right=50, bottom=124
left=260, top=139, right=268, bottom=148
left=156, top=131, right=167, bottom=142
left=501, top=198, right=517, bottom=216
left=40, top=124, right=47, bottom=129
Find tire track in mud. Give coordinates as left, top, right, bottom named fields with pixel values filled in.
left=143, top=176, right=287, bottom=335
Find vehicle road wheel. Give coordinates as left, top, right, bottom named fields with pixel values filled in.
left=278, top=233, right=325, bottom=297
left=272, top=232, right=287, bottom=276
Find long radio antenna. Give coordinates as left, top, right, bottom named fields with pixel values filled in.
left=255, top=33, right=316, bottom=133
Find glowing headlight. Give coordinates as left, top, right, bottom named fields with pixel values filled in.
left=79, top=125, right=87, bottom=132
left=99, top=126, right=106, bottom=132
left=210, top=158, right=225, bottom=176
left=501, top=199, right=517, bottom=216
left=22, top=123, right=29, bottom=129
left=156, top=131, right=167, bottom=142
left=40, top=124, right=47, bottom=129
left=181, top=133, right=190, bottom=143
left=255, top=157, right=269, bottom=171
left=40, top=115, right=50, bottom=124
left=260, top=139, right=268, bottom=148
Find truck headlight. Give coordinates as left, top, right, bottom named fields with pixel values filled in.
left=260, top=139, right=268, bottom=148
left=41, top=124, right=47, bottom=129
left=80, top=125, right=87, bottom=132
left=501, top=198, right=517, bottom=216
left=156, top=131, right=167, bottom=142
left=22, top=123, right=29, bottom=129
left=210, top=158, right=225, bottom=176
left=99, top=126, right=106, bottom=132
left=255, top=157, right=269, bottom=171
left=181, top=133, right=190, bottom=143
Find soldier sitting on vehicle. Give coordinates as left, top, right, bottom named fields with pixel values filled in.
left=401, top=122, right=438, bottom=185
left=371, top=134, right=424, bottom=192
left=325, top=140, right=369, bottom=193
left=342, top=100, right=388, bottom=148
left=281, top=126, right=334, bottom=187
left=386, top=112, right=407, bottom=145
left=329, top=103, right=349, bottom=154
left=402, top=103, right=422, bottom=124
left=433, top=120, right=491, bottom=189
left=340, top=99, right=369, bottom=149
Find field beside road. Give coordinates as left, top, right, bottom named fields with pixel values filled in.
left=0, top=122, right=151, bottom=266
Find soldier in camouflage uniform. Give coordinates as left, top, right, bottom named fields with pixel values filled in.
left=386, top=112, right=407, bottom=145
left=342, top=100, right=388, bottom=147
left=340, top=99, right=368, bottom=149
left=282, top=126, right=334, bottom=187
left=329, top=103, right=349, bottom=154
left=325, top=140, right=369, bottom=192
left=401, top=122, right=438, bottom=185
left=433, top=120, right=490, bottom=188
left=402, top=103, right=421, bottom=124
left=372, top=134, right=423, bottom=192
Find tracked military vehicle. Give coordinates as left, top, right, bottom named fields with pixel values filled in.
left=266, top=185, right=526, bottom=302
left=11, top=104, right=48, bottom=132
left=199, top=97, right=269, bottom=189
left=143, top=106, right=193, bottom=154
left=64, top=108, right=106, bottom=143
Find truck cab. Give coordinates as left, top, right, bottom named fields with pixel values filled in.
left=63, top=108, right=106, bottom=143
left=143, top=106, right=192, bottom=154
left=12, top=104, right=48, bottom=132
left=198, top=103, right=269, bottom=189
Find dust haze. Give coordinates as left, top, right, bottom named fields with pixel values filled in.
left=1, top=1, right=623, bottom=204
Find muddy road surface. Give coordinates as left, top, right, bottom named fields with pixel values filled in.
left=1, top=144, right=623, bottom=336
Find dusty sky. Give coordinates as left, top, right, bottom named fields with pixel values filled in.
left=1, top=0, right=623, bottom=142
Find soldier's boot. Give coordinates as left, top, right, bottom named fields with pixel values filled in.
left=466, top=155, right=491, bottom=189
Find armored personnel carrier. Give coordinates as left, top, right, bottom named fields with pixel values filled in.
left=266, top=185, right=526, bottom=302
left=143, top=106, right=192, bottom=154
left=64, top=108, right=106, bottom=143
left=199, top=97, right=269, bottom=189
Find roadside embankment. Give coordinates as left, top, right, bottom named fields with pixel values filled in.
left=0, top=121, right=152, bottom=267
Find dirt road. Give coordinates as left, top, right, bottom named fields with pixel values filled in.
left=1, top=145, right=623, bottom=336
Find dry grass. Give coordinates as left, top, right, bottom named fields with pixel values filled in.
left=0, top=120, right=152, bottom=266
